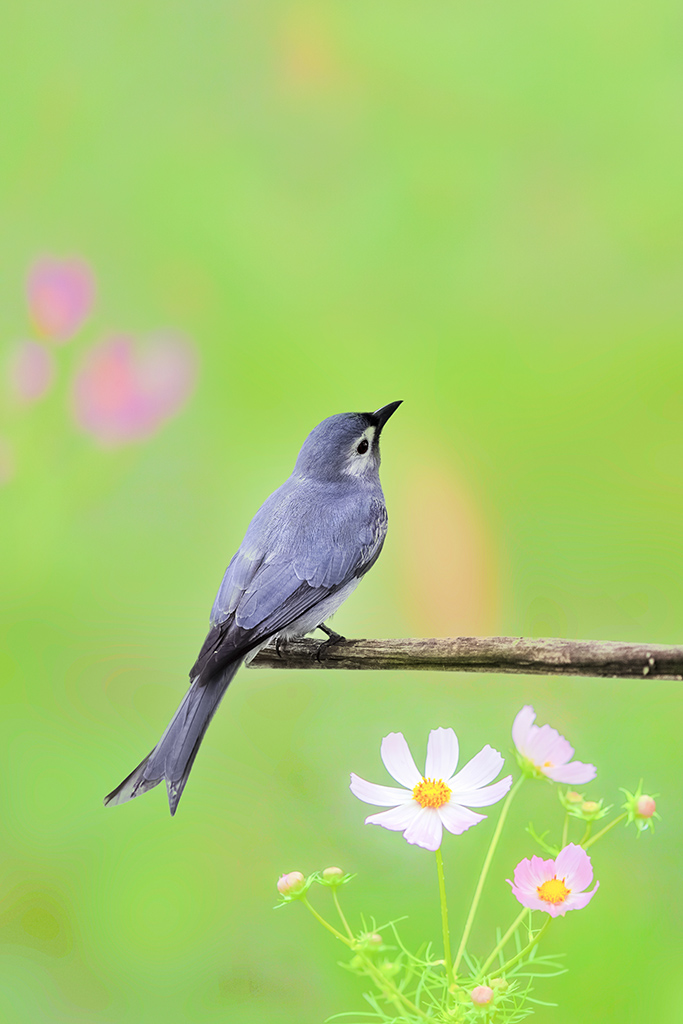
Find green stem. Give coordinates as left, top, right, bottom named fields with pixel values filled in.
left=435, top=847, right=454, bottom=991
left=361, top=958, right=431, bottom=1021
left=302, top=898, right=352, bottom=946
left=579, top=822, right=593, bottom=846
left=561, top=812, right=569, bottom=848
left=489, top=916, right=551, bottom=979
left=583, top=812, right=627, bottom=850
left=478, top=908, right=530, bottom=978
left=302, top=898, right=430, bottom=1021
left=452, top=774, right=525, bottom=978
left=332, top=889, right=354, bottom=941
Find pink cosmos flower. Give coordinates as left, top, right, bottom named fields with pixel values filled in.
left=512, top=706, right=596, bottom=784
left=27, top=257, right=95, bottom=342
left=8, top=341, right=56, bottom=403
left=350, top=728, right=512, bottom=852
left=71, top=332, right=198, bottom=445
left=508, top=843, right=599, bottom=918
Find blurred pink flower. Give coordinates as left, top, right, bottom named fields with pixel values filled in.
left=350, top=728, right=512, bottom=852
left=512, top=705, right=596, bottom=784
left=71, top=332, right=198, bottom=445
left=508, top=843, right=599, bottom=918
left=8, top=340, right=56, bottom=403
left=27, top=256, right=95, bottom=342
left=471, top=985, right=494, bottom=1006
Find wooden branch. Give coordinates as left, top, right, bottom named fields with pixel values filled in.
left=248, top=636, right=683, bottom=681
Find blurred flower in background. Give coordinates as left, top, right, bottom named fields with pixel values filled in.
left=2, top=255, right=199, bottom=477
left=7, top=340, right=56, bottom=403
left=396, top=456, right=500, bottom=637
left=27, top=257, right=95, bottom=342
left=71, top=331, right=198, bottom=445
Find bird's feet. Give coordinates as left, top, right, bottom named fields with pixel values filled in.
left=316, top=622, right=346, bottom=662
left=275, top=636, right=289, bottom=659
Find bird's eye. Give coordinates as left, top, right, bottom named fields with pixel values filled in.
left=356, top=438, right=369, bottom=455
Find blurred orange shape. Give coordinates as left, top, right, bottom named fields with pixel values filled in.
left=27, top=256, right=95, bottom=342
left=8, top=340, right=56, bottom=403
left=71, top=332, right=198, bottom=446
left=396, top=459, right=499, bottom=637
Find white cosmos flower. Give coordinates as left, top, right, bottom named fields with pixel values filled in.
left=350, top=728, right=513, bottom=852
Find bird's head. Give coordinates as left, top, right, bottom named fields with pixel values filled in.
left=294, top=402, right=402, bottom=483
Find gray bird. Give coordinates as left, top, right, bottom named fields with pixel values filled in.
left=104, top=402, right=401, bottom=815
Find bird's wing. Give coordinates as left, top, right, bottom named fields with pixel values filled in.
left=190, top=485, right=387, bottom=681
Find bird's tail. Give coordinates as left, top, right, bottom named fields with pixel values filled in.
left=104, top=660, right=242, bottom=815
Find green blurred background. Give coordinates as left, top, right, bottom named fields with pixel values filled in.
left=1, top=1, right=682, bottom=1021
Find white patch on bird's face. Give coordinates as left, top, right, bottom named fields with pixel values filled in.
left=344, top=426, right=376, bottom=477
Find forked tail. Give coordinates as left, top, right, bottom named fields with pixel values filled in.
left=104, top=660, right=242, bottom=815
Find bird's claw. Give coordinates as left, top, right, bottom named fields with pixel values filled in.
left=316, top=624, right=346, bottom=662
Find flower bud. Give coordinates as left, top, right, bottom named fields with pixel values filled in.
left=559, top=788, right=592, bottom=814
left=358, top=930, right=383, bottom=951
left=379, top=960, right=400, bottom=978
left=621, top=783, right=660, bottom=833
left=490, top=978, right=508, bottom=992
left=636, top=795, right=656, bottom=818
left=277, top=871, right=306, bottom=896
left=322, top=866, right=344, bottom=880
left=471, top=985, right=494, bottom=1006
left=581, top=801, right=600, bottom=814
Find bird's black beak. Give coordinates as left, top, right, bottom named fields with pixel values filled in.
left=370, top=401, right=402, bottom=433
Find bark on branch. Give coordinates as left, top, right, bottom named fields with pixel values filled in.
left=248, top=636, right=683, bottom=681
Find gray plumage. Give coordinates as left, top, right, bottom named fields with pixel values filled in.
left=104, top=402, right=401, bottom=815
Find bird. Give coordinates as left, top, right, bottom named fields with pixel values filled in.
left=104, top=401, right=402, bottom=815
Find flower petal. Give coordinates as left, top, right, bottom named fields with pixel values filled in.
left=554, top=844, right=594, bottom=892
left=451, top=775, right=513, bottom=808
left=349, top=773, right=411, bottom=807
left=539, top=900, right=571, bottom=918
left=564, top=881, right=599, bottom=911
left=525, top=724, right=574, bottom=767
left=530, top=727, right=575, bottom=767
left=509, top=885, right=549, bottom=913
left=511, top=705, right=536, bottom=754
left=513, top=855, right=555, bottom=893
left=544, top=761, right=597, bottom=784
left=438, top=802, right=485, bottom=835
left=508, top=879, right=572, bottom=917
left=365, top=802, right=421, bottom=831
left=402, top=807, right=443, bottom=850
left=448, top=745, right=505, bottom=791
left=380, top=732, right=422, bottom=788
left=424, top=727, right=459, bottom=780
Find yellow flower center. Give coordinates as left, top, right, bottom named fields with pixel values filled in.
left=412, top=777, right=451, bottom=809
left=537, top=877, right=570, bottom=905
